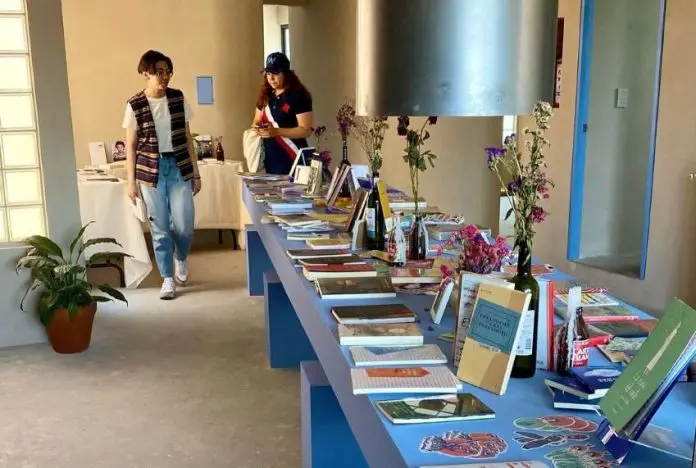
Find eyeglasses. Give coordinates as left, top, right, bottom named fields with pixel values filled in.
left=154, top=69, right=173, bottom=77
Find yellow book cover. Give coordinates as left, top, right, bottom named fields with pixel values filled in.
left=376, top=181, right=393, bottom=219
left=456, top=283, right=530, bottom=395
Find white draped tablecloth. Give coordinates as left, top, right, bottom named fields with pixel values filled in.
left=77, top=178, right=152, bottom=288
left=105, top=160, right=245, bottom=231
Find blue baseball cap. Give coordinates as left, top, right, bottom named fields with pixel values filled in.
left=263, top=52, right=290, bottom=74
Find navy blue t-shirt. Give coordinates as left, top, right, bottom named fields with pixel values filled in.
left=258, top=89, right=312, bottom=174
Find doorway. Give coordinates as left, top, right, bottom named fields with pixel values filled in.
left=263, top=5, right=290, bottom=61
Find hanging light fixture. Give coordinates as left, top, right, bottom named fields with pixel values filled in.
left=356, top=0, right=559, bottom=116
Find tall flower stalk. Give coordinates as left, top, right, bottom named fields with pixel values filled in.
left=310, top=125, right=332, bottom=180
left=336, top=101, right=356, bottom=144
left=397, top=116, right=438, bottom=213
left=487, top=101, right=555, bottom=260
left=352, top=116, right=389, bottom=175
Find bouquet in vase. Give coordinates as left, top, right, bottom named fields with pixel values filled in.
left=486, top=101, right=555, bottom=260
left=310, top=125, right=333, bottom=181
left=352, top=115, right=389, bottom=176
left=437, top=225, right=511, bottom=277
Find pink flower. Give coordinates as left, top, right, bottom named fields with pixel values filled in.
left=530, top=206, right=548, bottom=223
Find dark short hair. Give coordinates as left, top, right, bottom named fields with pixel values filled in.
left=137, top=50, right=173, bottom=75
left=115, top=140, right=125, bottom=147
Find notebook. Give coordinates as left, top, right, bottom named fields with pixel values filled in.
left=350, top=366, right=462, bottom=395
left=350, top=344, right=447, bottom=366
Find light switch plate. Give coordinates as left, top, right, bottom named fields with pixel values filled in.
left=615, top=88, right=629, bottom=108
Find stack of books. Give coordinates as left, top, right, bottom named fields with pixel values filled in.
left=544, top=366, right=621, bottom=411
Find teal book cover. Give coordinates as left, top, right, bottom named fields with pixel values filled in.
left=467, top=298, right=521, bottom=354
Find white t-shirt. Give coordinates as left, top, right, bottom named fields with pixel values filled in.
left=122, top=95, right=194, bottom=153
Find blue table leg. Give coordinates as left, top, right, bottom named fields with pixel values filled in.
left=301, top=361, right=368, bottom=468
left=246, top=225, right=274, bottom=296
left=264, top=271, right=316, bottom=368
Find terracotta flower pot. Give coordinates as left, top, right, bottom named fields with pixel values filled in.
left=45, top=303, right=97, bottom=354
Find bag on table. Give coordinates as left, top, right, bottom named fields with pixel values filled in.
left=242, top=129, right=263, bottom=173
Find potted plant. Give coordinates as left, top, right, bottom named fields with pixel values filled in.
left=396, top=115, right=439, bottom=260
left=16, top=223, right=129, bottom=354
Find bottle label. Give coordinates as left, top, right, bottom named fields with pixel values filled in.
left=516, top=309, right=535, bottom=356
left=572, top=339, right=590, bottom=367
left=366, top=208, right=376, bottom=238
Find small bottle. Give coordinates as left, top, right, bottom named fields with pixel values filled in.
left=556, top=305, right=590, bottom=375
left=365, top=174, right=385, bottom=251
left=215, top=137, right=225, bottom=162
left=391, top=212, right=407, bottom=266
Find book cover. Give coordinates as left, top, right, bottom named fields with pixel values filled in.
left=298, top=255, right=365, bottom=266
left=331, top=304, right=416, bottom=324
left=376, top=393, right=494, bottom=424
left=305, top=237, right=351, bottom=249
left=338, top=323, right=423, bottom=346
left=350, top=366, right=461, bottom=394
left=588, top=319, right=658, bottom=341
left=570, top=366, right=621, bottom=397
left=452, top=273, right=514, bottom=367
left=429, top=277, right=455, bottom=325
left=316, top=277, right=396, bottom=299
left=599, top=299, right=696, bottom=432
left=555, top=291, right=619, bottom=308
left=550, top=388, right=600, bottom=411
left=303, top=263, right=377, bottom=281
left=287, top=248, right=351, bottom=259
left=389, top=267, right=442, bottom=284
left=544, top=376, right=597, bottom=399
left=456, top=283, right=530, bottom=395
left=350, top=344, right=447, bottom=366
left=555, top=304, right=639, bottom=322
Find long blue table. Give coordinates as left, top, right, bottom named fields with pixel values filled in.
left=243, top=185, right=696, bottom=468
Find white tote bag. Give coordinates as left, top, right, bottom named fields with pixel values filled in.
left=242, top=129, right=263, bottom=172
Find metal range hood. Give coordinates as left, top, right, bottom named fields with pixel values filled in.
left=356, top=0, right=559, bottom=117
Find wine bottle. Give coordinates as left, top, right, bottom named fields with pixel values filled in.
left=338, top=139, right=352, bottom=198
left=365, top=175, right=385, bottom=251
left=511, top=239, right=539, bottom=378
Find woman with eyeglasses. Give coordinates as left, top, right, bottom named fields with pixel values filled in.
left=122, top=49, right=201, bottom=300
left=252, top=52, right=314, bottom=174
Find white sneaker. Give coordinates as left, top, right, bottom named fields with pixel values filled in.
left=175, top=259, right=188, bottom=285
left=160, top=277, right=176, bottom=300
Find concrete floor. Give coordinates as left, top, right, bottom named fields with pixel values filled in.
left=0, top=244, right=301, bottom=468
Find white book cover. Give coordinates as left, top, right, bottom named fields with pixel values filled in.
left=350, top=344, right=447, bottom=367
left=452, top=273, right=514, bottom=367
left=350, top=365, right=462, bottom=395
left=338, top=323, right=423, bottom=346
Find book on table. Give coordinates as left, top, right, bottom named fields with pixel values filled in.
left=331, top=304, right=416, bottom=324
left=305, top=237, right=352, bottom=250
left=302, top=263, right=377, bottom=281
left=587, top=319, right=658, bottom=346
left=350, top=365, right=462, bottom=395
left=595, top=298, right=696, bottom=464
left=429, top=276, right=455, bottom=325
left=555, top=291, right=619, bottom=307
left=350, top=344, right=447, bottom=366
left=298, top=254, right=365, bottom=266
left=375, top=393, right=495, bottom=424
left=548, top=387, right=600, bottom=411
left=388, top=267, right=442, bottom=284
left=286, top=248, right=351, bottom=260
left=555, top=304, right=640, bottom=322
left=338, top=323, right=423, bottom=346
left=315, top=277, right=396, bottom=300
left=456, top=283, right=530, bottom=395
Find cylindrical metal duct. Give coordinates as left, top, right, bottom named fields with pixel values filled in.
left=356, top=0, right=559, bottom=117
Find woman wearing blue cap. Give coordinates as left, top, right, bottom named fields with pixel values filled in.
left=253, top=52, right=314, bottom=174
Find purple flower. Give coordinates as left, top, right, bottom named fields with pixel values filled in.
left=336, top=103, right=356, bottom=139
left=504, top=133, right=517, bottom=145
left=312, top=125, right=327, bottom=138
left=485, top=147, right=505, bottom=169
left=507, top=177, right=522, bottom=193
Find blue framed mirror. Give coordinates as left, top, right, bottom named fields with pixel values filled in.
left=567, top=0, right=666, bottom=279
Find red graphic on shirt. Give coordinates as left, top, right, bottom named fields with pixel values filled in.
left=281, top=102, right=291, bottom=113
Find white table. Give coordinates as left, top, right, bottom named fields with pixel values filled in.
left=105, top=160, right=246, bottom=239
left=77, top=178, right=152, bottom=288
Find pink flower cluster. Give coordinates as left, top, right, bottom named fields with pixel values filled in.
left=437, top=225, right=511, bottom=276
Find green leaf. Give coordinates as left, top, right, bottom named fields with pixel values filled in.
left=22, top=235, right=63, bottom=259
left=78, top=237, right=122, bottom=258
left=86, top=252, right=132, bottom=265
left=16, top=255, right=58, bottom=273
left=54, top=264, right=86, bottom=276
left=97, top=284, right=128, bottom=305
left=504, top=208, right=514, bottom=220
left=69, top=222, right=94, bottom=257
left=19, top=278, right=43, bottom=312
left=90, top=295, right=113, bottom=303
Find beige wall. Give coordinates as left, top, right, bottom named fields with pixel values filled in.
left=520, top=0, right=696, bottom=314
left=263, top=5, right=285, bottom=60
left=288, top=2, right=502, bottom=230
left=61, top=0, right=264, bottom=167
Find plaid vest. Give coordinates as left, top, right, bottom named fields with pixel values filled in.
left=128, top=87, right=193, bottom=187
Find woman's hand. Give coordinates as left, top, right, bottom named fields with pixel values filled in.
left=192, top=177, right=202, bottom=196
left=127, top=181, right=138, bottom=201
left=257, top=126, right=278, bottom=139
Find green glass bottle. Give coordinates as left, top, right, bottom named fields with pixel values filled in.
left=365, top=174, right=385, bottom=250
left=510, top=239, right=540, bottom=378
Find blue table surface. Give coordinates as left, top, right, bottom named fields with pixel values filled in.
left=243, top=186, right=696, bottom=468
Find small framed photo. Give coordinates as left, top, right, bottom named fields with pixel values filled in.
left=111, top=140, right=127, bottom=162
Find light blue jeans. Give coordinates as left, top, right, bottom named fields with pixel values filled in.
left=139, top=157, right=195, bottom=278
